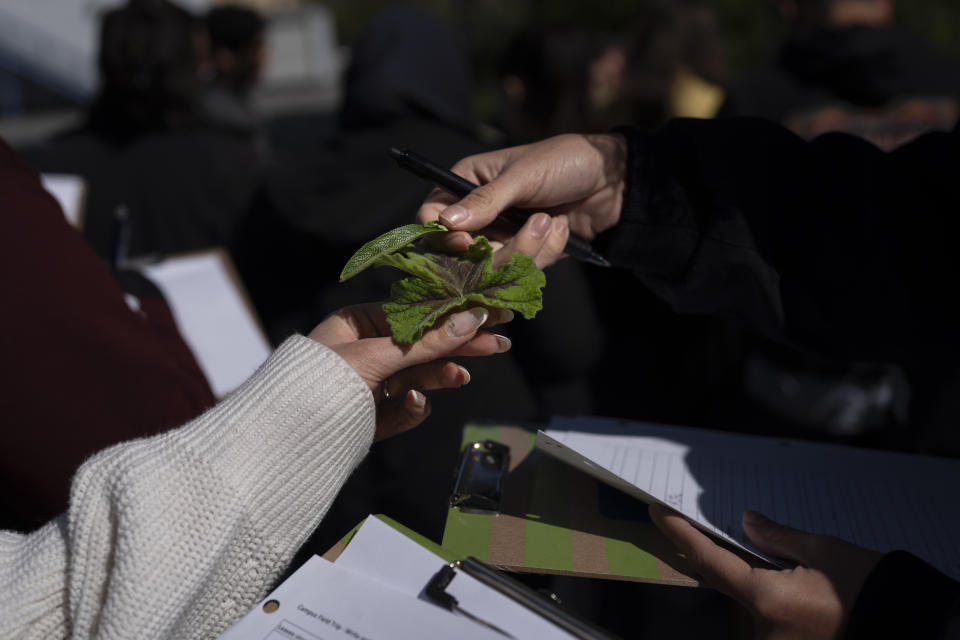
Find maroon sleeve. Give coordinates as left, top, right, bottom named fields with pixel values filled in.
left=0, top=138, right=215, bottom=531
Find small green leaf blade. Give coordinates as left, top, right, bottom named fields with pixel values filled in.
left=339, top=221, right=447, bottom=282
left=383, top=277, right=466, bottom=343
left=381, top=243, right=545, bottom=343
left=472, top=251, right=545, bottom=319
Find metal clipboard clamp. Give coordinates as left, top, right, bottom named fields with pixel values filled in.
left=425, top=556, right=620, bottom=640
left=450, top=440, right=510, bottom=513
left=445, top=441, right=618, bottom=638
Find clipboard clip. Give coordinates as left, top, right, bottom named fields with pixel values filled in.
left=450, top=440, right=510, bottom=514
left=425, top=557, right=620, bottom=640
left=424, top=563, right=516, bottom=638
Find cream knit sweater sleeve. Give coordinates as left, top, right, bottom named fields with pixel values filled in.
left=0, top=335, right=376, bottom=639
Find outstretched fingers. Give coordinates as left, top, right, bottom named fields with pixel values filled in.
left=741, top=510, right=820, bottom=567
left=649, top=504, right=759, bottom=604
left=491, top=213, right=570, bottom=269
left=374, top=389, right=431, bottom=440
left=383, top=360, right=472, bottom=401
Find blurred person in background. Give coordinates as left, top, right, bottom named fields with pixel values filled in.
left=493, top=28, right=600, bottom=145
left=19, top=0, right=267, bottom=264
left=201, top=4, right=270, bottom=155
left=493, top=0, right=727, bottom=146
left=714, top=0, right=960, bottom=446
left=596, top=0, right=727, bottom=131
left=719, top=0, right=960, bottom=149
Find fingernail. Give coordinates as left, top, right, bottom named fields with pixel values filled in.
left=487, top=308, right=515, bottom=326
left=742, top=510, right=770, bottom=526
left=409, top=389, right=426, bottom=408
left=530, top=213, right=551, bottom=238
left=447, top=308, right=488, bottom=337
left=553, top=216, right=568, bottom=236
left=493, top=334, right=512, bottom=352
left=457, top=365, right=471, bottom=385
left=441, top=205, right=469, bottom=226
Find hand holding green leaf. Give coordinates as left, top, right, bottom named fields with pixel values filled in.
left=340, top=223, right=545, bottom=343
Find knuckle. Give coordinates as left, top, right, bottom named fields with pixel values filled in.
left=450, top=157, right=477, bottom=176
left=465, top=185, right=496, bottom=211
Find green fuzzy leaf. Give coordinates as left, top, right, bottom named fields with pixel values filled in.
left=339, top=221, right=447, bottom=282
left=378, top=237, right=545, bottom=343
left=339, top=226, right=545, bottom=344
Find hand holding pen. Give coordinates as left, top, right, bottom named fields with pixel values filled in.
left=401, top=134, right=626, bottom=269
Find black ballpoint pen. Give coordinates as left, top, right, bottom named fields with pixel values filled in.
left=389, top=147, right=612, bottom=267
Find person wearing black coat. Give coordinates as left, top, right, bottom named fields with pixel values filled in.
left=718, top=0, right=960, bottom=151
left=415, top=118, right=960, bottom=639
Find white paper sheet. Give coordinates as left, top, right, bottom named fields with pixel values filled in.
left=141, top=250, right=271, bottom=397
left=218, top=555, right=501, bottom=640
left=538, top=416, right=960, bottom=579
left=335, top=516, right=577, bottom=639
left=41, top=173, right=86, bottom=228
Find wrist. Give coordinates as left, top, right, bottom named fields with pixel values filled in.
left=584, top=131, right=626, bottom=191
left=580, top=132, right=627, bottom=236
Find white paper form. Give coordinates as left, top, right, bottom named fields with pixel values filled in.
left=141, top=250, right=271, bottom=397
left=336, top=516, right=577, bottom=640
left=538, top=416, right=960, bottom=580
left=41, top=173, right=86, bottom=228
left=218, top=555, right=501, bottom=640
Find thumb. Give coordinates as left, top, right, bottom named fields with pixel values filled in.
left=742, top=510, right=818, bottom=566
left=439, top=177, right=521, bottom=231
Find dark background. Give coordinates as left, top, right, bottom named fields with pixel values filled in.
left=320, top=0, right=960, bottom=121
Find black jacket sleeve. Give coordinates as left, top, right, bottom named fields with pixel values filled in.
left=847, top=551, right=960, bottom=640
left=596, top=118, right=960, bottom=637
left=596, top=118, right=960, bottom=365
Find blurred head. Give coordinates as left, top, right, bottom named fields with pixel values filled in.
left=205, top=5, right=267, bottom=94
left=91, top=0, right=205, bottom=136
left=609, top=0, right=727, bottom=128
left=340, top=6, right=474, bottom=131
left=781, top=0, right=894, bottom=31
left=497, top=29, right=599, bottom=143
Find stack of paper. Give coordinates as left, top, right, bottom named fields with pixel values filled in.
left=537, top=416, right=960, bottom=579
left=220, top=516, right=582, bottom=639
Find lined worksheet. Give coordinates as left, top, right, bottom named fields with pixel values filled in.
left=538, top=416, right=960, bottom=580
